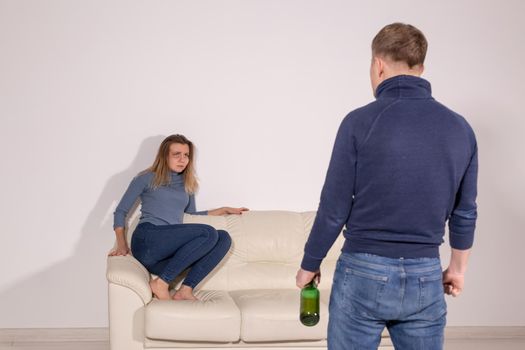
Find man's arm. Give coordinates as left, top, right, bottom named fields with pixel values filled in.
left=297, top=117, right=357, bottom=287
left=448, top=145, right=478, bottom=250
left=445, top=142, right=478, bottom=297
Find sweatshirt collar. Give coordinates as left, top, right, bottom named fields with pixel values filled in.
left=375, top=75, right=432, bottom=99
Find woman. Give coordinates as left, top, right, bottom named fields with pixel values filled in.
left=109, top=134, right=248, bottom=300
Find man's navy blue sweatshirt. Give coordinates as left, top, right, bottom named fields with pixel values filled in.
left=301, top=75, right=478, bottom=272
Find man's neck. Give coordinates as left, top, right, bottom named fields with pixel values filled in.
left=382, top=60, right=423, bottom=80
left=383, top=70, right=422, bottom=81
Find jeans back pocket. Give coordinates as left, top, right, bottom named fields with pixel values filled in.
left=344, top=266, right=389, bottom=318
left=418, top=271, right=447, bottom=321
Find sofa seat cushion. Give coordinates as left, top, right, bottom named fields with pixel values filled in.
left=230, top=289, right=328, bottom=342
left=145, top=290, right=241, bottom=342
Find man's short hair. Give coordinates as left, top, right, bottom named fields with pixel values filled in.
left=372, top=23, right=427, bottom=68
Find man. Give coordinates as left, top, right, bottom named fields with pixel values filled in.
left=296, top=23, right=478, bottom=350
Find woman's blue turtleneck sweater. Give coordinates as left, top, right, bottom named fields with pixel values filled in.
left=114, top=171, right=207, bottom=229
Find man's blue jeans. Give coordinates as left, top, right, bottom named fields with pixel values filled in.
left=131, top=222, right=232, bottom=288
left=328, top=253, right=446, bottom=350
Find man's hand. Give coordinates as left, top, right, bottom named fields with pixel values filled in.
left=443, top=248, right=470, bottom=297
left=442, top=268, right=465, bottom=297
left=296, top=268, right=320, bottom=288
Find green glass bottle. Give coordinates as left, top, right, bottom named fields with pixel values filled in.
left=300, top=281, right=320, bottom=326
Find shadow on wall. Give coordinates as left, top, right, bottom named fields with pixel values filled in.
left=0, top=135, right=165, bottom=327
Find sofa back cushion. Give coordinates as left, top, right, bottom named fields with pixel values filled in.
left=183, top=210, right=344, bottom=291
left=126, top=210, right=344, bottom=291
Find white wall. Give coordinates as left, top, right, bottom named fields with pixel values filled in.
left=1, top=0, right=524, bottom=327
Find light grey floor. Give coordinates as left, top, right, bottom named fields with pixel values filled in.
left=1, top=327, right=525, bottom=350
left=445, top=338, right=525, bottom=350
left=2, top=339, right=525, bottom=350
left=0, top=343, right=106, bottom=350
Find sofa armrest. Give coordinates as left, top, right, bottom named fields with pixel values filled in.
left=107, top=255, right=152, bottom=305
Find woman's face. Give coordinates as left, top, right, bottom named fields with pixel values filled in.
left=167, top=142, right=190, bottom=173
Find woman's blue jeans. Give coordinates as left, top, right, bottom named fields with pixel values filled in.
left=328, top=253, right=446, bottom=350
left=131, top=222, right=232, bottom=288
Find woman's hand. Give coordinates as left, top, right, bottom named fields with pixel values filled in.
left=208, top=207, right=249, bottom=216
left=108, top=243, right=130, bottom=256
left=109, top=227, right=130, bottom=256
left=223, top=207, right=249, bottom=215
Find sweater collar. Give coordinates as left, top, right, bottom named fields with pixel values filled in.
left=375, top=75, right=432, bottom=99
left=170, top=171, right=184, bottom=181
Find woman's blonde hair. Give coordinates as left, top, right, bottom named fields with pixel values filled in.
left=148, top=134, right=199, bottom=194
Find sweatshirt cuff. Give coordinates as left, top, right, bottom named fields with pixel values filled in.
left=301, top=254, right=323, bottom=272
left=449, top=230, right=474, bottom=250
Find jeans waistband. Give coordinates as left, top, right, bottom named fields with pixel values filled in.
left=340, top=252, right=442, bottom=274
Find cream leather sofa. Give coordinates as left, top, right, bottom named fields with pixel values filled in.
left=106, top=210, right=390, bottom=349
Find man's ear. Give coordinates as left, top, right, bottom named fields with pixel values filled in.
left=375, top=57, right=385, bottom=78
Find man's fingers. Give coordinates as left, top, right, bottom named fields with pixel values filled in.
left=443, top=283, right=462, bottom=297
left=296, top=278, right=307, bottom=289
left=296, top=269, right=317, bottom=289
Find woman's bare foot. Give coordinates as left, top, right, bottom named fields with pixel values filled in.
left=149, top=278, right=170, bottom=300
left=172, top=285, right=198, bottom=301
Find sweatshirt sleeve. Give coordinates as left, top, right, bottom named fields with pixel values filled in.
left=301, top=117, right=357, bottom=272
left=448, top=144, right=478, bottom=249
left=185, top=194, right=208, bottom=215
left=113, top=175, right=147, bottom=229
